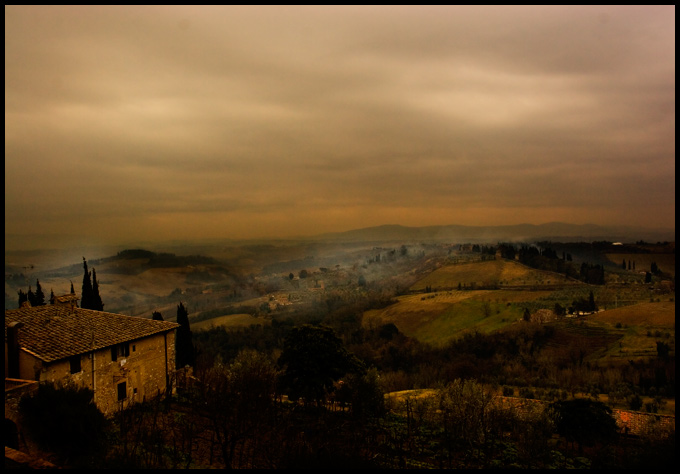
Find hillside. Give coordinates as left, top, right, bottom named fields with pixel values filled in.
left=7, top=237, right=675, bottom=423
left=317, top=222, right=675, bottom=244
left=409, top=258, right=582, bottom=291
left=363, top=256, right=675, bottom=355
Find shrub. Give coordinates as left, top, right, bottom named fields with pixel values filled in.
left=19, top=382, right=109, bottom=465
left=549, top=399, right=618, bottom=450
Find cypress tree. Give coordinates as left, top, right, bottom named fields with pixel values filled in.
left=81, top=258, right=93, bottom=310
left=91, top=268, right=104, bottom=311
left=27, top=286, right=36, bottom=306
left=176, top=302, right=195, bottom=368
left=34, top=279, right=46, bottom=306
left=588, top=291, right=598, bottom=312
left=18, top=289, right=28, bottom=307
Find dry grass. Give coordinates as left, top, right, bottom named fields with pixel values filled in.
left=582, top=301, right=675, bottom=361
left=192, top=313, right=265, bottom=331
left=589, top=301, right=675, bottom=327
left=410, top=259, right=578, bottom=291
left=103, top=267, right=191, bottom=298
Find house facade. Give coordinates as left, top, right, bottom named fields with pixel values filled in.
left=5, top=300, right=179, bottom=415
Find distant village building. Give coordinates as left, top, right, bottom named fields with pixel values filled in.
left=5, top=296, right=179, bottom=416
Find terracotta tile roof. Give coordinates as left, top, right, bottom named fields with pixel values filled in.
left=4, top=305, right=179, bottom=363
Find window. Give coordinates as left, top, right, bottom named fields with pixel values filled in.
left=69, top=355, right=81, bottom=374
left=111, top=342, right=130, bottom=361
left=117, top=382, right=127, bottom=401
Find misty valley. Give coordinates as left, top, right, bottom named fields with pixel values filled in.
left=6, top=4, right=675, bottom=469
left=5, top=231, right=675, bottom=468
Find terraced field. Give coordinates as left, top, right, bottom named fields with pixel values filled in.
left=586, top=301, right=676, bottom=361
left=364, top=258, right=675, bottom=352
left=409, top=258, right=580, bottom=291
left=364, top=288, right=554, bottom=346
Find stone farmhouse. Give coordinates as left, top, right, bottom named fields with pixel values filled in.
left=5, top=296, right=179, bottom=416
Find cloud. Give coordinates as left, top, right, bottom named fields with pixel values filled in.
left=4, top=5, right=675, bottom=249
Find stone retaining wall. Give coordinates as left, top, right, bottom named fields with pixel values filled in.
left=500, top=396, right=675, bottom=438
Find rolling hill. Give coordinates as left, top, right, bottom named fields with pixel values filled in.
left=315, top=222, right=675, bottom=244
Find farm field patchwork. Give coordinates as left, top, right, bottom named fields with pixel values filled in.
left=605, top=253, right=675, bottom=277
left=367, top=259, right=584, bottom=345
left=410, top=258, right=581, bottom=291
left=586, top=301, right=676, bottom=361
left=364, top=258, right=675, bottom=351
left=191, top=313, right=266, bottom=331
left=364, top=288, right=559, bottom=347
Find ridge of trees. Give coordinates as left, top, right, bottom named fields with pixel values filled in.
left=114, top=249, right=217, bottom=267
left=497, top=243, right=608, bottom=284
left=17, top=279, right=46, bottom=307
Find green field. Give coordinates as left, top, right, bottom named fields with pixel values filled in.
left=367, top=259, right=580, bottom=346
left=587, top=301, right=676, bottom=361
left=364, top=259, right=675, bottom=354
left=365, top=290, right=541, bottom=346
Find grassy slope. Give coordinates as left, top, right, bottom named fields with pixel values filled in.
left=410, top=259, right=580, bottom=291
left=586, top=301, right=675, bottom=361
left=364, top=259, right=675, bottom=353
left=191, top=313, right=265, bottom=331
left=366, top=259, right=576, bottom=346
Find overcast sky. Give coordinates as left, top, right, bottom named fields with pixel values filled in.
left=5, top=5, right=675, bottom=250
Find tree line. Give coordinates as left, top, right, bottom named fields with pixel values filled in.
left=18, top=336, right=674, bottom=469
left=17, top=258, right=105, bottom=311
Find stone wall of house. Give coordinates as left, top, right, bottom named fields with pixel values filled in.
left=93, top=331, right=176, bottom=415
left=16, top=350, right=44, bottom=382
left=12, top=330, right=177, bottom=416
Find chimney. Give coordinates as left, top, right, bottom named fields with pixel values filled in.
left=7, top=322, right=24, bottom=379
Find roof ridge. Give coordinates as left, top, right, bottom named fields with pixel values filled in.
left=5, top=306, right=179, bottom=362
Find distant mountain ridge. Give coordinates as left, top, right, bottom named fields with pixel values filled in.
left=314, top=222, right=675, bottom=244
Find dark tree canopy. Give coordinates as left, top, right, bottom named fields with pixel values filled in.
left=278, top=324, right=364, bottom=407
left=17, top=289, right=28, bottom=307
left=81, top=258, right=93, bottom=310
left=19, top=382, right=108, bottom=465
left=550, top=399, right=618, bottom=450
left=17, top=280, right=47, bottom=307
left=33, top=279, right=46, bottom=306
left=81, top=259, right=104, bottom=311
left=91, top=268, right=104, bottom=311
